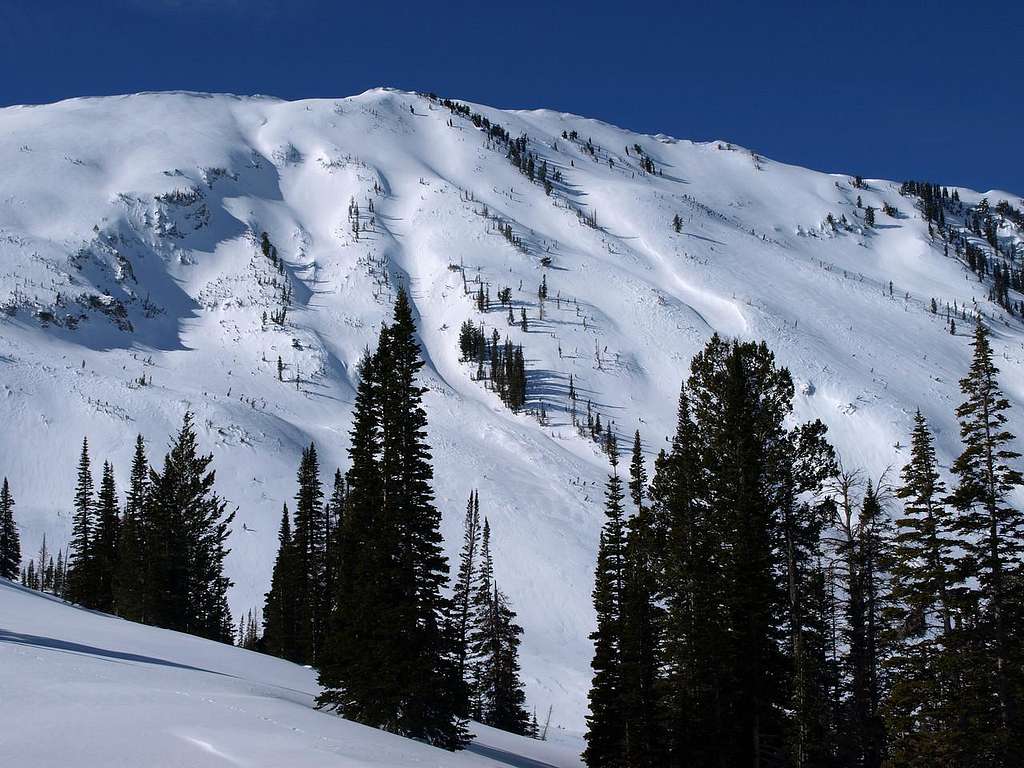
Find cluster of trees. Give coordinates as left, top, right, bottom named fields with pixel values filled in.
left=584, top=324, right=1024, bottom=768
left=309, top=288, right=531, bottom=749
left=458, top=320, right=528, bottom=412
left=261, top=442, right=337, bottom=665
left=452, top=491, right=534, bottom=735
left=16, top=419, right=235, bottom=643
left=899, top=182, right=1023, bottom=317
left=6, top=288, right=535, bottom=752
left=18, top=533, right=67, bottom=594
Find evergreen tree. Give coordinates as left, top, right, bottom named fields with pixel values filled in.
left=292, top=442, right=326, bottom=664
left=145, top=413, right=235, bottom=642
left=319, top=289, right=467, bottom=749
left=65, top=437, right=96, bottom=606
left=583, top=442, right=628, bottom=767
left=469, top=517, right=495, bottom=721
left=92, top=460, right=120, bottom=613
left=453, top=490, right=482, bottom=702
left=467, top=516, right=531, bottom=734
left=263, top=504, right=301, bottom=661
left=643, top=337, right=837, bottom=767
left=0, top=478, right=20, bottom=580
left=114, top=435, right=149, bottom=622
left=620, top=431, right=664, bottom=767
left=948, top=321, right=1024, bottom=757
left=885, top=412, right=963, bottom=765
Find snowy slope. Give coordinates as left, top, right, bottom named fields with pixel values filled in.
left=1, top=88, right=1022, bottom=731
left=0, top=578, right=584, bottom=766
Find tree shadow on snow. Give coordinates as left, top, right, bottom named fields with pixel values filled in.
left=466, top=741, right=561, bottom=768
left=0, top=629, right=233, bottom=678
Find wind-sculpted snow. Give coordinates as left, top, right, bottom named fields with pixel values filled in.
left=0, top=88, right=1021, bottom=731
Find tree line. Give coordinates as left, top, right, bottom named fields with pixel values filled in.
left=267, top=288, right=534, bottom=748
left=583, top=323, right=1024, bottom=768
left=10, top=417, right=236, bottom=643
left=5, top=289, right=536, bottom=751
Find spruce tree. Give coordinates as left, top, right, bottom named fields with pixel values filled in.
left=469, top=517, right=495, bottom=721
left=948, top=321, right=1024, bottom=756
left=885, top=414, right=964, bottom=765
left=114, top=435, right=149, bottom=622
left=319, top=289, right=467, bottom=749
left=583, top=443, right=627, bottom=767
left=93, top=460, right=120, bottom=613
left=291, top=442, right=325, bottom=664
left=0, top=478, right=20, bottom=580
left=145, top=413, right=234, bottom=641
left=467, top=516, right=530, bottom=734
left=263, top=504, right=300, bottom=661
left=66, top=437, right=96, bottom=606
left=620, top=432, right=664, bottom=767
left=453, top=490, right=481, bottom=701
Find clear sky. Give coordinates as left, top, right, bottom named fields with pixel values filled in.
left=3, top=0, right=1020, bottom=195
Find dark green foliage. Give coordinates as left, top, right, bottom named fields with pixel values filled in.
left=262, top=504, right=301, bottom=661
left=591, top=336, right=839, bottom=768
left=291, top=442, right=326, bottom=664
left=583, top=443, right=628, bottom=768
left=468, top=517, right=531, bottom=735
left=93, top=460, right=120, bottom=613
left=453, top=491, right=481, bottom=704
left=144, top=412, right=235, bottom=642
left=0, top=478, right=20, bottom=580
left=946, top=322, right=1024, bottom=760
left=65, top=437, right=96, bottom=606
left=318, top=288, right=467, bottom=749
left=114, top=435, right=149, bottom=622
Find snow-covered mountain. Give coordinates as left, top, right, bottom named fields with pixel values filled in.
left=1, top=88, right=1022, bottom=732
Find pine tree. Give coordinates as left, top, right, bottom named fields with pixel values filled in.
left=645, top=337, right=837, bottom=767
left=292, top=442, right=326, bottom=664
left=847, top=481, right=893, bottom=768
left=322, top=469, right=346, bottom=630
left=487, top=582, right=531, bottom=734
left=145, top=413, right=234, bottom=642
left=583, top=443, right=628, bottom=767
left=263, top=504, right=301, bottom=661
left=453, top=490, right=482, bottom=704
left=114, top=435, right=149, bottom=622
left=885, top=412, right=963, bottom=765
left=319, top=289, right=467, bottom=749
left=469, top=517, right=495, bottom=721
left=91, top=460, right=120, bottom=613
left=620, top=430, right=664, bottom=767
left=468, top=517, right=530, bottom=734
left=948, top=321, right=1024, bottom=757
left=65, top=437, right=96, bottom=606
left=0, top=478, right=20, bottom=580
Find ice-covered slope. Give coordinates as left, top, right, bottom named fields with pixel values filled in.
left=1, top=89, right=1022, bottom=731
left=0, top=578, right=584, bottom=766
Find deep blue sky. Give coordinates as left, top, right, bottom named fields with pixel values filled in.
left=3, top=0, right=1020, bottom=194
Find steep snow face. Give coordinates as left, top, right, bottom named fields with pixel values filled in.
left=0, top=89, right=1022, bottom=730
left=0, top=578, right=584, bottom=766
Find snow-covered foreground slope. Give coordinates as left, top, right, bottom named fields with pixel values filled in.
left=0, top=89, right=1022, bottom=730
left=0, top=578, right=583, bottom=767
